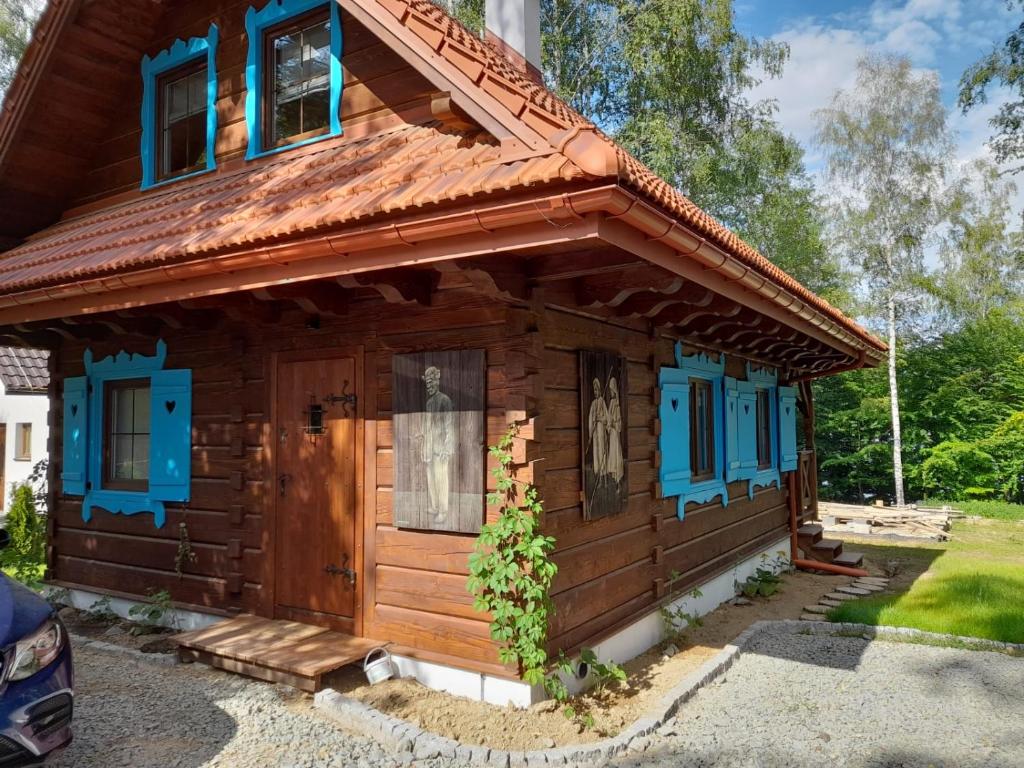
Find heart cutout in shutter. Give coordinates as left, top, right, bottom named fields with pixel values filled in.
left=671, top=398, right=679, bottom=412
left=786, top=406, right=791, bottom=415
left=744, top=404, right=750, bottom=415
left=71, top=404, right=78, bottom=417
left=165, top=400, right=176, bottom=415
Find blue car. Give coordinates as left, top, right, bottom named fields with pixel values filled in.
left=0, top=530, right=73, bottom=766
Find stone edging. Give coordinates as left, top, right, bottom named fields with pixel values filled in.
left=313, top=619, right=1024, bottom=766
left=69, top=632, right=179, bottom=667
left=314, top=621, right=768, bottom=767
left=786, top=619, right=1024, bottom=654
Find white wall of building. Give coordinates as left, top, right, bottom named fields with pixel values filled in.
left=0, top=382, right=50, bottom=510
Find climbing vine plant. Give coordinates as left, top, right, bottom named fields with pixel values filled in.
left=467, top=426, right=558, bottom=687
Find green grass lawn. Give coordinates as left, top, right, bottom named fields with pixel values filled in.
left=921, top=498, right=1024, bottom=521
left=828, top=518, right=1024, bottom=644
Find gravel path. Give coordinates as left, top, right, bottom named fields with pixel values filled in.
left=616, top=630, right=1024, bottom=768
left=51, top=639, right=450, bottom=768
left=55, top=629, right=1024, bottom=767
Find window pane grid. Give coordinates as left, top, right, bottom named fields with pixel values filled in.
left=689, top=379, right=715, bottom=481
left=159, top=68, right=208, bottom=181
left=108, top=384, right=151, bottom=485
left=268, top=16, right=332, bottom=147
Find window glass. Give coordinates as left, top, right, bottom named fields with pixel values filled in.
left=107, top=383, right=151, bottom=486
left=267, top=15, right=331, bottom=148
left=689, top=379, right=715, bottom=481
left=14, top=423, right=31, bottom=460
left=756, top=388, right=772, bottom=469
left=159, top=66, right=208, bottom=181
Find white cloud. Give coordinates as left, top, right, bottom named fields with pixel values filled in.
left=749, top=0, right=1019, bottom=185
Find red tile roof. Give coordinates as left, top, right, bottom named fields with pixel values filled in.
left=0, top=125, right=582, bottom=289
left=0, top=0, right=884, bottom=355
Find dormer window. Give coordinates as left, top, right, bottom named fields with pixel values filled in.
left=140, top=25, right=219, bottom=190
left=265, top=11, right=332, bottom=149
left=245, top=0, right=343, bottom=160
left=158, top=63, right=210, bottom=182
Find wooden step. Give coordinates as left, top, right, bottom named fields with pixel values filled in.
left=833, top=550, right=864, bottom=568
left=797, top=524, right=824, bottom=545
left=808, top=537, right=843, bottom=562
left=172, top=615, right=378, bottom=692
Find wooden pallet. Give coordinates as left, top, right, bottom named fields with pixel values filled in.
left=171, top=615, right=379, bottom=692
left=819, top=502, right=958, bottom=541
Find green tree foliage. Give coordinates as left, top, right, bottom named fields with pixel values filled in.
left=0, top=0, right=41, bottom=97
left=933, top=159, right=1024, bottom=325
left=958, top=1, right=1024, bottom=172
left=817, top=312, right=1024, bottom=505
left=441, top=1, right=840, bottom=298
left=1, top=484, right=46, bottom=583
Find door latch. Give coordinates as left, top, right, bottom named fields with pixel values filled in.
left=325, top=553, right=357, bottom=587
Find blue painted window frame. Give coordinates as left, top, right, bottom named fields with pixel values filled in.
left=658, top=346, right=727, bottom=518
left=747, top=363, right=780, bottom=497
left=63, top=341, right=192, bottom=529
left=245, top=0, right=344, bottom=160
left=140, top=24, right=220, bottom=190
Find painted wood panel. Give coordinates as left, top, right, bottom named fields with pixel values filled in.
left=392, top=350, right=485, bottom=534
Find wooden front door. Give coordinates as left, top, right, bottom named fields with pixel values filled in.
left=274, top=352, right=361, bottom=627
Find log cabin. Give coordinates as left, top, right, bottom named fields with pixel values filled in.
left=0, top=0, right=886, bottom=702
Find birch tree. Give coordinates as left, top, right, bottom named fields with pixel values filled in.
left=814, top=54, right=954, bottom=507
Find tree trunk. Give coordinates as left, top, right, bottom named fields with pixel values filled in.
left=887, top=291, right=906, bottom=507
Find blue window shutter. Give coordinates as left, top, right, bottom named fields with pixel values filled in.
left=150, top=369, right=192, bottom=502
left=724, top=378, right=741, bottom=481
left=736, top=381, right=758, bottom=479
left=61, top=376, right=89, bottom=496
left=725, top=378, right=758, bottom=482
left=658, top=381, right=691, bottom=498
left=778, top=385, right=798, bottom=472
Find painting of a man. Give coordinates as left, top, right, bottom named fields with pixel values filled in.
left=393, top=349, right=484, bottom=533
left=421, top=365, right=454, bottom=524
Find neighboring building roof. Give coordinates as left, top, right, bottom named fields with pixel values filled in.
left=0, top=347, right=50, bottom=393
left=0, top=0, right=886, bottom=358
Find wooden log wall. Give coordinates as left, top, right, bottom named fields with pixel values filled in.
left=50, top=328, right=268, bottom=614
left=48, top=281, right=540, bottom=676
left=71, top=2, right=439, bottom=206
left=537, top=308, right=792, bottom=655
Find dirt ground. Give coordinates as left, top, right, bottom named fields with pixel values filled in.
left=57, top=605, right=178, bottom=654
left=329, top=568, right=864, bottom=752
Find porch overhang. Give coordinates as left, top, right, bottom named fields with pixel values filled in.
left=0, top=183, right=884, bottom=379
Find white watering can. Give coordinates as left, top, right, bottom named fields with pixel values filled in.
left=363, top=647, right=395, bottom=685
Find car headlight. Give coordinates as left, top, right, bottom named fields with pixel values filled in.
left=7, top=620, right=64, bottom=682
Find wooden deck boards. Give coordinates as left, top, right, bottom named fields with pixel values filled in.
left=172, top=615, right=378, bottom=690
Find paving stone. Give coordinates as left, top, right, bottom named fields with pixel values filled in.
left=836, top=585, right=871, bottom=595
left=803, top=604, right=832, bottom=614
left=824, top=592, right=857, bottom=601
left=852, top=581, right=885, bottom=592
left=800, top=613, right=825, bottom=621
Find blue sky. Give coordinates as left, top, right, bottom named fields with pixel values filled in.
left=733, top=0, right=1018, bottom=185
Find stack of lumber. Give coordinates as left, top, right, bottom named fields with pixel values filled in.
left=818, top=502, right=962, bottom=541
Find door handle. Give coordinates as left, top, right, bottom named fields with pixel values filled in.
left=279, top=474, right=291, bottom=497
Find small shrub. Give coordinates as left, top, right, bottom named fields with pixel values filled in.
left=82, top=596, right=119, bottom=625
left=128, top=589, right=176, bottom=633
left=1, top=484, right=46, bottom=584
